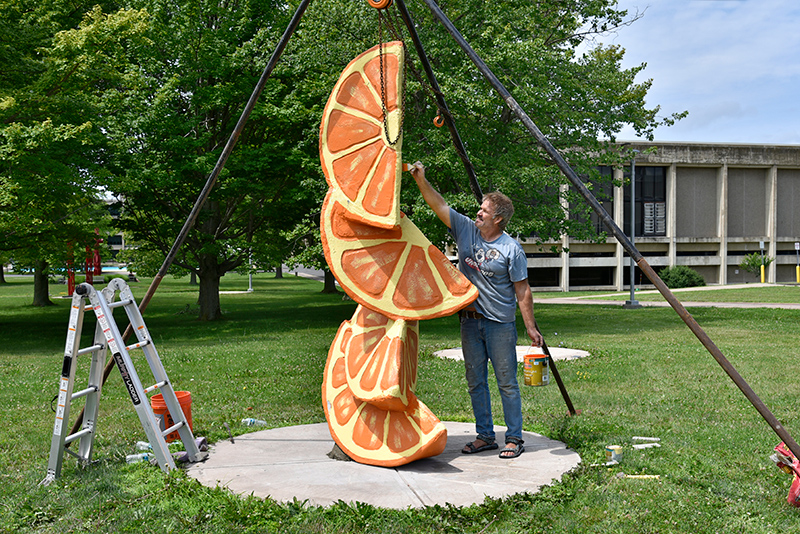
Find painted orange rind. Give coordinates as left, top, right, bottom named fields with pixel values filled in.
left=342, top=305, right=418, bottom=411
left=321, top=191, right=478, bottom=321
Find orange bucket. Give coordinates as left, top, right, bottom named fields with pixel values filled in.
left=150, top=391, right=192, bottom=442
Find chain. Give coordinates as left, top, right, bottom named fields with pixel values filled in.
left=378, top=10, right=405, bottom=146
left=379, top=9, right=449, bottom=131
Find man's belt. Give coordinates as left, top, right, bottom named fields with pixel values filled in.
left=458, top=309, right=484, bottom=320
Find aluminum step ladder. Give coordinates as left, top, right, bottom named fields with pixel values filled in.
left=42, top=279, right=207, bottom=485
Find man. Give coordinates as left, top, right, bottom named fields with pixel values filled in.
left=410, top=162, right=543, bottom=459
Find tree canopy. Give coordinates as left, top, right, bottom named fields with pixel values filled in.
left=279, top=0, right=684, bottom=255
left=106, top=0, right=322, bottom=320
left=2, top=0, right=684, bottom=315
left=0, top=1, right=147, bottom=304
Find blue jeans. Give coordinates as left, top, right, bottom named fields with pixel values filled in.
left=460, top=316, right=523, bottom=443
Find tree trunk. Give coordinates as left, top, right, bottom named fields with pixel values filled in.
left=190, top=271, right=198, bottom=285
left=275, top=265, right=283, bottom=279
left=322, top=269, right=339, bottom=294
left=0, top=264, right=5, bottom=284
left=33, top=259, right=54, bottom=307
left=197, top=253, right=222, bottom=321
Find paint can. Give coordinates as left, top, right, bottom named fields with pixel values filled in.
left=523, top=348, right=549, bottom=386
left=605, top=445, right=623, bottom=463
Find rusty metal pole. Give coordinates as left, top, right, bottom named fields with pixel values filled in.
left=421, top=0, right=800, bottom=458
left=535, top=320, right=577, bottom=416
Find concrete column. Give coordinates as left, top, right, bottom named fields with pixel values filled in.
left=718, top=164, right=728, bottom=285
left=614, top=167, right=625, bottom=291
left=767, top=165, right=778, bottom=283
left=668, top=163, right=677, bottom=267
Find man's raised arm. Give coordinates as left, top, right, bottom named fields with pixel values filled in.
left=409, top=162, right=451, bottom=228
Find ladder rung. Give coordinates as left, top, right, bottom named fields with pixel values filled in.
left=143, top=380, right=168, bottom=394
left=162, top=421, right=185, bottom=438
left=76, top=344, right=104, bottom=356
left=126, top=339, right=151, bottom=351
left=64, top=428, right=93, bottom=445
left=71, top=386, right=99, bottom=400
left=108, top=298, right=134, bottom=309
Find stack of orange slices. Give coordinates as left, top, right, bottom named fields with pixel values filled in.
left=319, top=42, right=478, bottom=466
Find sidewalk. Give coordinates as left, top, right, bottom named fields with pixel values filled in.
left=535, top=283, right=800, bottom=310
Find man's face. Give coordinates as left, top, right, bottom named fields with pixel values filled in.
left=475, top=199, right=500, bottom=232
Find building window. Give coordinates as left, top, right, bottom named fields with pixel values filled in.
left=571, top=167, right=614, bottom=237
left=624, top=166, right=666, bottom=237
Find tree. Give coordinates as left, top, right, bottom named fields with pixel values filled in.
left=106, top=0, right=322, bottom=320
left=739, top=252, right=773, bottom=280
left=0, top=2, right=148, bottom=305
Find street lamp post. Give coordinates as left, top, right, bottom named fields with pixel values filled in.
left=624, top=150, right=642, bottom=309
left=247, top=251, right=254, bottom=293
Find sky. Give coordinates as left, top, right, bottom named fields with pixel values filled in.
left=602, top=0, right=800, bottom=145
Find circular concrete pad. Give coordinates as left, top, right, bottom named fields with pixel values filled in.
left=187, top=421, right=581, bottom=509
left=435, top=345, right=590, bottom=362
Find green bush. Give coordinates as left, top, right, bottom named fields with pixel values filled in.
left=659, top=265, right=706, bottom=289
left=739, top=252, right=773, bottom=277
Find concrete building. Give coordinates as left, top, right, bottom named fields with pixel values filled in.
left=522, top=141, right=800, bottom=291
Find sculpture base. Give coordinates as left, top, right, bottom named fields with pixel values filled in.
left=187, top=421, right=581, bottom=509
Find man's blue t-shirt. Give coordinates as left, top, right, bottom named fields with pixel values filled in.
left=449, top=208, right=528, bottom=323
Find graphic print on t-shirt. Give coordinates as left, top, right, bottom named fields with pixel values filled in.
left=463, top=245, right=501, bottom=278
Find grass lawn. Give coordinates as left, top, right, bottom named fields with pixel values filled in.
left=2, top=273, right=800, bottom=532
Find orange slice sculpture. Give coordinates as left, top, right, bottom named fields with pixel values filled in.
left=322, top=313, right=447, bottom=467
left=319, top=42, right=476, bottom=467
left=321, top=191, right=478, bottom=321
left=319, top=41, right=404, bottom=230
left=343, top=305, right=419, bottom=412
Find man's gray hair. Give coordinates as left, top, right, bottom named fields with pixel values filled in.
left=483, top=191, right=514, bottom=231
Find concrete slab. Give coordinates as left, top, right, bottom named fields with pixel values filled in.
left=435, top=345, right=590, bottom=362
left=186, top=421, right=581, bottom=509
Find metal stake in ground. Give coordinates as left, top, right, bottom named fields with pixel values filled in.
left=535, top=319, right=577, bottom=416
left=421, top=0, right=800, bottom=459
